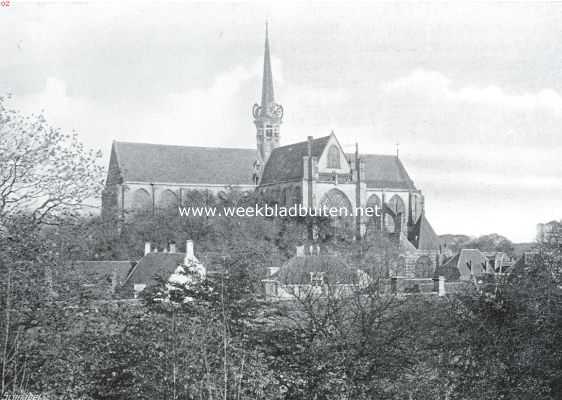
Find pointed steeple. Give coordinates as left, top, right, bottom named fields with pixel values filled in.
left=261, top=21, right=275, bottom=107
left=252, top=22, right=283, bottom=178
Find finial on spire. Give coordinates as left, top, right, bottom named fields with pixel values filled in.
left=395, top=142, right=400, bottom=158
left=265, top=20, right=269, bottom=39
left=261, top=21, right=274, bottom=107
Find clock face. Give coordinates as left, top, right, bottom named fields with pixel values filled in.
left=253, top=102, right=283, bottom=120
left=267, top=103, right=283, bottom=119
left=252, top=103, right=261, bottom=119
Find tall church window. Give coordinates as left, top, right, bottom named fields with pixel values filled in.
left=131, top=188, right=152, bottom=212
left=319, top=188, right=352, bottom=234
left=387, top=194, right=406, bottom=232
left=327, top=145, right=341, bottom=169
left=366, top=194, right=382, bottom=234
left=158, top=189, right=178, bottom=211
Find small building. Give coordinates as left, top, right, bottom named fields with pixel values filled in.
left=435, top=248, right=495, bottom=282
left=263, top=245, right=370, bottom=300
left=537, top=220, right=562, bottom=247
left=483, top=251, right=513, bottom=274
left=122, top=240, right=205, bottom=298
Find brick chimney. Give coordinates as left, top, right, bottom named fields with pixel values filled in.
left=184, top=240, right=194, bottom=265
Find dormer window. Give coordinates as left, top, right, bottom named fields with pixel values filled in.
left=327, top=145, right=340, bottom=169
left=310, top=272, right=325, bottom=287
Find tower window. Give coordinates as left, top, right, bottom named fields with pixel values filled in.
left=265, top=125, right=273, bottom=138
left=327, top=145, right=341, bottom=169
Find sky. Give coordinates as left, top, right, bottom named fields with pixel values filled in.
left=1, top=1, right=562, bottom=242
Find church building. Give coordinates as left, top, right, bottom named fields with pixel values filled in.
left=101, top=26, right=440, bottom=275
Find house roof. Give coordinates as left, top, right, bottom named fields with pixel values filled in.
left=72, top=260, right=134, bottom=285
left=435, top=254, right=461, bottom=281
left=273, top=255, right=357, bottom=285
left=260, top=136, right=331, bottom=185
left=439, top=249, right=492, bottom=280
left=347, top=153, right=417, bottom=190
left=112, top=141, right=256, bottom=186
left=124, top=252, right=186, bottom=287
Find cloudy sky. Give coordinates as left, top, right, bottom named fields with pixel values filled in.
left=2, top=1, right=562, bottom=242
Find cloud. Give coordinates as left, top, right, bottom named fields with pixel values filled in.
left=384, top=68, right=562, bottom=114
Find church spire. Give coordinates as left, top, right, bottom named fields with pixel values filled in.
left=261, top=21, right=275, bottom=107
left=252, top=22, right=283, bottom=182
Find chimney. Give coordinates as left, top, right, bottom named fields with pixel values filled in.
left=307, top=136, right=313, bottom=157
left=144, top=242, right=151, bottom=256
left=186, top=240, right=194, bottom=260
left=438, top=276, right=446, bottom=296
left=169, top=242, right=177, bottom=253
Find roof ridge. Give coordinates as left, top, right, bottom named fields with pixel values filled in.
left=114, top=141, right=254, bottom=152
left=272, top=135, right=331, bottom=151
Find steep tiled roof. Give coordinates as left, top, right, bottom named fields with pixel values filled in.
left=260, top=136, right=331, bottom=185
left=458, top=249, right=493, bottom=276
left=409, top=214, right=440, bottom=250
left=439, top=249, right=492, bottom=281
left=347, top=153, right=416, bottom=190
left=435, top=254, right=461, bottom=281
left=124, top=253, right=185, bottom=287
left=112, top=141, right=256, bottom=185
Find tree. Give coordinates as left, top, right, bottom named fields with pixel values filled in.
left=0, top=96, right=103, bottom=229
left=0, top=97, right=104, bottom=397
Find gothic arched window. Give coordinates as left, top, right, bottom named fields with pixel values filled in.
left=415, top=256, right=434, bottom=278
left=319, top=188, right=352, bottom=233
left=366, top=194, right=382, bottom=234
left=327, top=145, right=341, bottom=169
left=131, top=188, right=151, bottom=212
left=158, top=189, right=178, bottom=211
left=386, top=194, right=406, bottom=232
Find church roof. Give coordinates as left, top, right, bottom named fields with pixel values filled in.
left=347, top=153, right=417, bottom=190
left=408, top=214, right=440, bottom=250
left=260, top=135, right=417, bottom=190
left=112, top=141, right=256, bottom=186
left=260, top=136, right=331, bottom=185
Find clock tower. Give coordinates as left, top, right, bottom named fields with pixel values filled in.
left=252, top=23, right=283, bottom=184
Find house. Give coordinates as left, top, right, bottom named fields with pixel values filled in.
left=435, top=248, right=494, bottom=282
left=263, top=245, right=370, bottom=300
left=122, top=240, right=205, bottom=298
